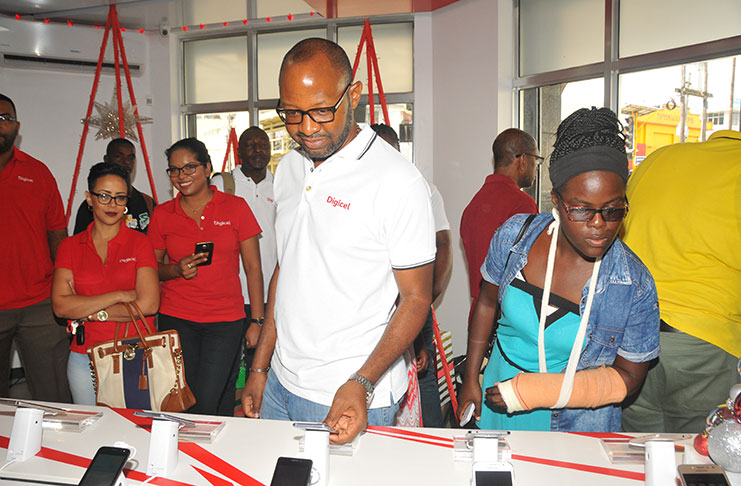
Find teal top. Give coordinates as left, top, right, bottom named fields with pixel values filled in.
left=478, top=272, right=583, bottom=431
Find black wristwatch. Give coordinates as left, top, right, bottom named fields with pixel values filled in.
left=249, top=317, right=264, bottom=326
left=348, top=372, right=375, bottom=407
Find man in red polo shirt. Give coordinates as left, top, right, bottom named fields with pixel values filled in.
left=0, top=93, right=71, bottom=402
left=460, top=129, right=540, bottom=307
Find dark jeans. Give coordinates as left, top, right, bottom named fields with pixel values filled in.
left=158, top=314, right=243, bottom=416
left=217, top=304, right=260, bottom=416
left=419, top=308, right=443, bottom=427
left=0, top=298, right=71, bottom=402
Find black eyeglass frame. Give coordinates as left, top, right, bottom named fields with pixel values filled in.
left=276, top=82, right=352, bottom=125
left=166, top=162, right=207, bottom=178
left=555, top=191, right=629, bottom=222
left=0, top=114, right=18, bottom=124
left=515, top=152, right=545, bottom=165
left=89, top=191, right=128, bottom=206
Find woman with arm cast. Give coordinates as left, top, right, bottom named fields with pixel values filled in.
left=457, top=108, right=660, bottom=432
left=51, top=162, right=160, bottom=405
left=147, top=138, right=264, bottom=416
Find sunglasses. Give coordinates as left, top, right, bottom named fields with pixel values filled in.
left=555, top=192, right=628, bottom=222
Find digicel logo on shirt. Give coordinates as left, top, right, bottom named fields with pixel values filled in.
left=326, top=196, right=351, bottom=210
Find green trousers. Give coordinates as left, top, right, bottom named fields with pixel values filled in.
left=622, top=331, right=740, bottom=434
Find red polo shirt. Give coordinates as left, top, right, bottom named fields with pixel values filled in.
left=147, top=188, right=261, bottom=322
left=0, top=148, right=66, bottom=310
left=460, top=174, right=538, bottom=301
left=55, top=222, right=158, bottom=353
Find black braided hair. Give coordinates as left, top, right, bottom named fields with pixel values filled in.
left=550, top=107, right=626, bottom=165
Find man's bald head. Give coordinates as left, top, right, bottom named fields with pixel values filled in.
left=279, top=38, right=352, bottom=88
left=492, top=128, right=537, bottom=169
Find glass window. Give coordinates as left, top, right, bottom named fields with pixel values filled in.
left=257, top=29, right=326, bottom=100
left=184, top=36, right=248, bottom=104
left=354, top=102, right=414, bottom=161
left=258, top=110, right=297, bottom=174
left=620, top=0, right=741, bottom=58
left=182, top=0, right=248, bottom=26
left=519, top=0, right=604, bottom=75
left=256, top=0, right=314, bottom=19
left=618, top=55, right=740, bottom=168
left=519, top=78, right=605, bottom=211
left=337, top=22, right=414, bottom=95
left=189, top=112, right=251, bottom=174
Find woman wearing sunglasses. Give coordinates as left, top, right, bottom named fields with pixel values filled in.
left=457, top=108, right=660, bottom=432
left=147, top=138, right=264, bottom=416
left=52, top=162, right=160, bottom=404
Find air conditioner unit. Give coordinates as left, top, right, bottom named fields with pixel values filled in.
left=0, top=16, right=145, bottom=75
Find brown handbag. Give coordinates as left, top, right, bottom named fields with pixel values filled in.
left=87, top=302, right=196, bottom=412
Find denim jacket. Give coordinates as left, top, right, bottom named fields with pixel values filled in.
left=482, top=213, right=660, bottom=431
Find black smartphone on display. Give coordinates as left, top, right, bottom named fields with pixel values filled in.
left=194, top=241, right=214, bottom=266
left=269, top=457, right=313, bottom=486
left=77, top=446, right=130, bottom=486
left=678, top=464, right=731, bottom=486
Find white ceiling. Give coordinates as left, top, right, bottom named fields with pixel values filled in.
left=0, top=0, right=175, bottom=31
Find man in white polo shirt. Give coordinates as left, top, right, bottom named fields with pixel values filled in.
left=212, top=126, right=276, bottom=415
left=242, top=38, right=435, bottom=444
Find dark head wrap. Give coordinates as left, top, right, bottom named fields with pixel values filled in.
left=549, top=107, right=629, bottom=190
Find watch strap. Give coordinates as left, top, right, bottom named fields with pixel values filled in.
left=348, top=372, right=374, bottom=406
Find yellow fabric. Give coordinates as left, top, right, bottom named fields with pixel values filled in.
left=622, top=130, right=741, bottom=356
left=502, top=366, right=627, bottom=412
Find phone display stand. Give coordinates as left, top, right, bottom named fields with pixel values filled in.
left=302, top=430, right=329, bottom=486
left=6, top=407, right=44, bottom=462
left=454, top=431, right=512, bottom=462
left=147, top=419, right=179, bottom=477
left=645, top=439, right=677, bottom=486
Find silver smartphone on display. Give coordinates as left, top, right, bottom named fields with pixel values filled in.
left=472, top=461, right=515, bottom=486
left=678, top=464, right=731, bottom=486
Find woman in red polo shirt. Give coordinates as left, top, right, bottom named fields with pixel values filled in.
left=148, top=138, right=264, bottom=416
left=51, top=162, right=160, bottom=405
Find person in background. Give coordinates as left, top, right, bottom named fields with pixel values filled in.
left=457, top=107, right=660, bottom=432
left=371, top=123, right=452, bottom=427
left=148, top=137, right=264, bottom=416
left=621, top=130, right=741, bottom=433
left=73, top=138, right=156, bottom=235
left=0, top=93, right=71, bottom=402
left=212, top=126, right=277, bottom=416
left=241, top=38, right=435, bottom=444
left=51, top=162, right=160, bottom=404
left=460, top=129, right=539, bottom=312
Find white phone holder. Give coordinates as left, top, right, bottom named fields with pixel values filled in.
left=302, top=429, right=329, bottom=486
left=6, top=407, right=44, bottom=462
left=472, top=435, right=500, bottom=464
left=645, top=439, right=677, bottom=486
left=147, top=419, right=179, bottom=477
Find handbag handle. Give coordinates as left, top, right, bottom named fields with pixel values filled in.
left=121, top=302, right=152, bottom=351
left=128, top=301, right=155, bottom=335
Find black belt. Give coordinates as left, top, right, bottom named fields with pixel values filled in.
left=659, top=319, right=683, bottom=333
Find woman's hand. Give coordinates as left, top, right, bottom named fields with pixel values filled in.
left=484, top=382, right=507, bottom=410
left=176, top=253, right=208, bottom=280
left=245, top=322, right=261, bottom=348
left=118, top=289, right=137, bottom=303
left=457, top=380, right=483, bottom=423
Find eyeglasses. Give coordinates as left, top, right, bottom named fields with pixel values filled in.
left=0, top=114, right=18, bottom=124
left=166, top=163, right=206, bottom=178
left=90, top=191, right=128, bottom=206
left=276, top=83, right=352, bottom=125
left=555, top=192, right=628, bottom=222
left=516, top=152, right=545, bottom=166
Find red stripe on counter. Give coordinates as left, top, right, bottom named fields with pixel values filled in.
left=192, top=465, right=235, bottom=485
left=512, top=454, right=645, bottom=481
left=1, top=434, right=193, bottom=486
left=112, top=408, right=264, bottom=486
left=367, top=429, right=455, bottom=448
left=367, top=425, right=454, bottom=444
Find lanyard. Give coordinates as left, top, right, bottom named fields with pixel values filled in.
left=537, top=209, right=602, bottom=409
